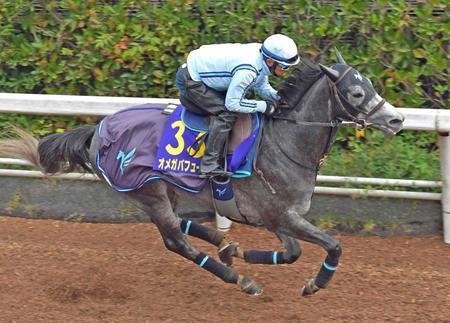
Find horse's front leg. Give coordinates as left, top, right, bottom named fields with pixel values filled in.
left=277, top=213, right=342, bottom=296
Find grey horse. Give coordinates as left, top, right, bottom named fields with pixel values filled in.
left=0, top=51, right=404, bottom=296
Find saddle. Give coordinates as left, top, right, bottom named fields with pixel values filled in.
left=97, top=104, right=261, bottom=194
left=179, top=105, right=254, bottom=155
left=155, top=104, right=260, bottom=178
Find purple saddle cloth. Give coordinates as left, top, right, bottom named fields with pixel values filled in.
left=96, top=104, right=259, bottom=193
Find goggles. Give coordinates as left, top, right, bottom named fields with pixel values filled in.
left=279, top=63, right=292, bottom=71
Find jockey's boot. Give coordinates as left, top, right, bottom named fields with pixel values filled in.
left=200, top=111, right=237, bottom=178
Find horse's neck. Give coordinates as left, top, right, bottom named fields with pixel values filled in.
left=262, top=76, right=333, bottom=173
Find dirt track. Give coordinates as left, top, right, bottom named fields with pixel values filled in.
left=0, top=216, right=449, bottom=322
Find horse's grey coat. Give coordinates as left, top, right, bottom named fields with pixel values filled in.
left=90, top=54, right=403, bottom=294
left=1, top=51, right=404, bottom=296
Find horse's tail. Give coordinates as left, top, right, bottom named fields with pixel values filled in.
left=0, top=125, right=96, bottom=174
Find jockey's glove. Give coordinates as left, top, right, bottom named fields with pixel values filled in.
left=264, top=101, right=277, bottom=116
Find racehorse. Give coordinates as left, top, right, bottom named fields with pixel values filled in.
left=0, top=50, right=404, bottom=296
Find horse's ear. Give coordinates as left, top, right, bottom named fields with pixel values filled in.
left=319, top=64, right=339, bottom=82
left=334, top=47, right=347, bottom=65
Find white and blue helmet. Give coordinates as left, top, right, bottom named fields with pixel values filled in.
left=261, top=34, right=300, bottom=68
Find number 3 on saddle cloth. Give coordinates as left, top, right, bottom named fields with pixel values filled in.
left=96, top=104, right=260, bottom=193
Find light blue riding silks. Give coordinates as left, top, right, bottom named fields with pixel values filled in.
left=186, top=43, right=279, bottom=114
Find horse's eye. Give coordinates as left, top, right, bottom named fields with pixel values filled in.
left=353, top=93, right=364, bottom=98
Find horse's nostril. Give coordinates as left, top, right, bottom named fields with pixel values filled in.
left=389, top=118, right=403, bottom=126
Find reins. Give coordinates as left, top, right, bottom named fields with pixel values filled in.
left=268, top=115, right=339, bottom=172
left=270, top=116, right=341, bottom=128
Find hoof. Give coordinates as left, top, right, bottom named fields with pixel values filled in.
left=301, top=278, right=320, bottom=297
left=240, top=276, right=263, bottom=296
left=218, top=242, right=238, bottom=266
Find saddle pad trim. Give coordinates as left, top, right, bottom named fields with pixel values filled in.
left=97, top=157, right=201, bottom=193
left=232, top=170, right=251, bottom=178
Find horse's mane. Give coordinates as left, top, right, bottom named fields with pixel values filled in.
left=278, top=59, right=323, bottom=109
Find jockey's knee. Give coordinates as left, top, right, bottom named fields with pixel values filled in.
left=217, top=110, right=238, bottom=125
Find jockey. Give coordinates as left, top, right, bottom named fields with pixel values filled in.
left=175, top=34, right=300, bottom=177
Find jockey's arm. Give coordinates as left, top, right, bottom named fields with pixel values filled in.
left=225, top=70, right=267, bottom=114
left=254, top=75, right=280, bottom=102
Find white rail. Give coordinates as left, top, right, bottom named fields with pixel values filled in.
left=0, top=93, right=449, bottom=243
left=0, top=163, right=442, bottom=199
left=316, top=175, right=442, bottom=188
left=0, top=158, right=442, bottom=189
left=0, top=92, right=448, bottom=130
left=0, top=93, right=177, bottom=116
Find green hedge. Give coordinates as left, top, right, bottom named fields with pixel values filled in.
left=0, top=0, right=447, bottom=181
left=0, top=0, right=447, bottom=108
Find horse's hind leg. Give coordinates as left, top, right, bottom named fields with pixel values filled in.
left=127, top=182, right=262, bottom=295
left=227, top=233, right=301, bottom=265
left=179, top=218, right=238, bottom=266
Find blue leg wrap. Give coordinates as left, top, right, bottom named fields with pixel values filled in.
left=315, top=262, right=337, bottom=288
left=183, top=220, right=192, bottom=235
left=194, top=252, right=238, bottom=284
left=315, top=254, right=339, bottom=288
left=244, top=250, right=285, bottom=265
left=180, top=219, right=224, bottom=246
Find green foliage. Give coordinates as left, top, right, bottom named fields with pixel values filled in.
left=0, top=0, right=447, bottom=107
left=321, top=129, right=441, bottom=186
left=310, top=213, right=402, bottom=235
left=0, top=113, right=94, bottom=138
left=0, top=0, right=447, bottom=180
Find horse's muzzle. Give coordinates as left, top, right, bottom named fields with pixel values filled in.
left=369, top=101, right=405, bottom=136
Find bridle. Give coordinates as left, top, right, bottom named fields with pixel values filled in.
left=269, top=66, right=386, bottom=172
left=330, top=67, right=386, bottom=129
left=273, top=67, right=385, bottom=129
